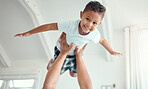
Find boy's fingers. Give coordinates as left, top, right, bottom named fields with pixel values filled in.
left=14, top=34, right=20, bottom=37
left=15, top=33, right=24, bottom=37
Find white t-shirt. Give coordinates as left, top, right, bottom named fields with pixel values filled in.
left=56, top=19, right=101, bottom=55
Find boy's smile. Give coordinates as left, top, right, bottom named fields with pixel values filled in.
left=79, top=11, right=102, bottom=35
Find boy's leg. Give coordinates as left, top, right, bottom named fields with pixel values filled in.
left=69, top=58, right=77, bottom=77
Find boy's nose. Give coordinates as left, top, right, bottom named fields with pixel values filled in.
left=86, top=22, right=92, bottom=29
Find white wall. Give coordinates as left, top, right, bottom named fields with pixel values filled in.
left=108, top=0, right=148, bottom=50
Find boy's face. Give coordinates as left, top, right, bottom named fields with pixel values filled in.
left=79, top=11, right=102, bottom=35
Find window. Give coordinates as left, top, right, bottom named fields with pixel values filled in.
left=9, top=79, right=34, bottom=89
left=0, top=79, right=35, bottom=89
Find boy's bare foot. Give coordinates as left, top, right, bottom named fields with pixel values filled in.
left=47, top=58, right=53, bottom=70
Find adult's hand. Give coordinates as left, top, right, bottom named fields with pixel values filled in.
left=59, top=32, right=74, bottom=55
left=74, top=43, right=88, bottom=56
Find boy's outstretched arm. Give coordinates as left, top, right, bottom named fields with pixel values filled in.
left=14, top=23, right=58, bottom=37
left=99, top=37, right=123, bottom=56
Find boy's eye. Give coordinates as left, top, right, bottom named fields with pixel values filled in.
left=93, top=22, right=97, bottom=25
left=86, top=18, right=90, bottom=21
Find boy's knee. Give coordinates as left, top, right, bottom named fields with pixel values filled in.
left=69, top=71, right=77, bottom=77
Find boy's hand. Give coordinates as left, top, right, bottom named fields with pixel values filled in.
left=59, top=32, right=74, bottom=55
left=110, top=51, right=123, bottom=56
left=74, top=43, right=88, bottom=56
left=14, top=32, right=31, bottom=37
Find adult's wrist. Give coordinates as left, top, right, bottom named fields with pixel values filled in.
left=60, top=52, right=68, bottom=57
left=75, top=54, right=82, bottom=57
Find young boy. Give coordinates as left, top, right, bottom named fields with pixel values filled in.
left=15, top=1, right=122, bottom=77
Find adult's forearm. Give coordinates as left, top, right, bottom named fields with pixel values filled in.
left=76, top=55, right=92, bottom=89
left=43, top=53, right=67, bottom=89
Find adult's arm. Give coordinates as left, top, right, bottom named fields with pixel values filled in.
left=75, top=45, right=93, bottom=89
left=42, top=32, right=74, bottom=89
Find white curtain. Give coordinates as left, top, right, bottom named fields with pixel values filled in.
left=124, top=26, right=146, bottom=89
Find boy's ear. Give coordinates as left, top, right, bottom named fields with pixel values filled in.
left=80, top=11, right=83, bottom=19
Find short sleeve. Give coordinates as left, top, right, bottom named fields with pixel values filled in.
left=91, top=29, right=101, bottom=44
left=57, top=21, right=71, bottom=33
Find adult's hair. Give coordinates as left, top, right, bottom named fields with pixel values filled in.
left=83, top=1, right=106, bottom=19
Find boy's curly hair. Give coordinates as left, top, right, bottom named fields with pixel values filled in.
left=83, top=1, right=106, bottom=19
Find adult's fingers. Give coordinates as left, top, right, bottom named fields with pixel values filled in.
left=74, top=46, right=79, bottom=53
left=62, top=32, right=66, bottom=40
left=81, top=43, right=88, bottom=51
left=59, top=32, right=66, bottom=40
left=69, top=43, right=74, bottom=51
left=59, top=32, right=63, bottom=39
left=59, top=32, right=66, bottom=44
